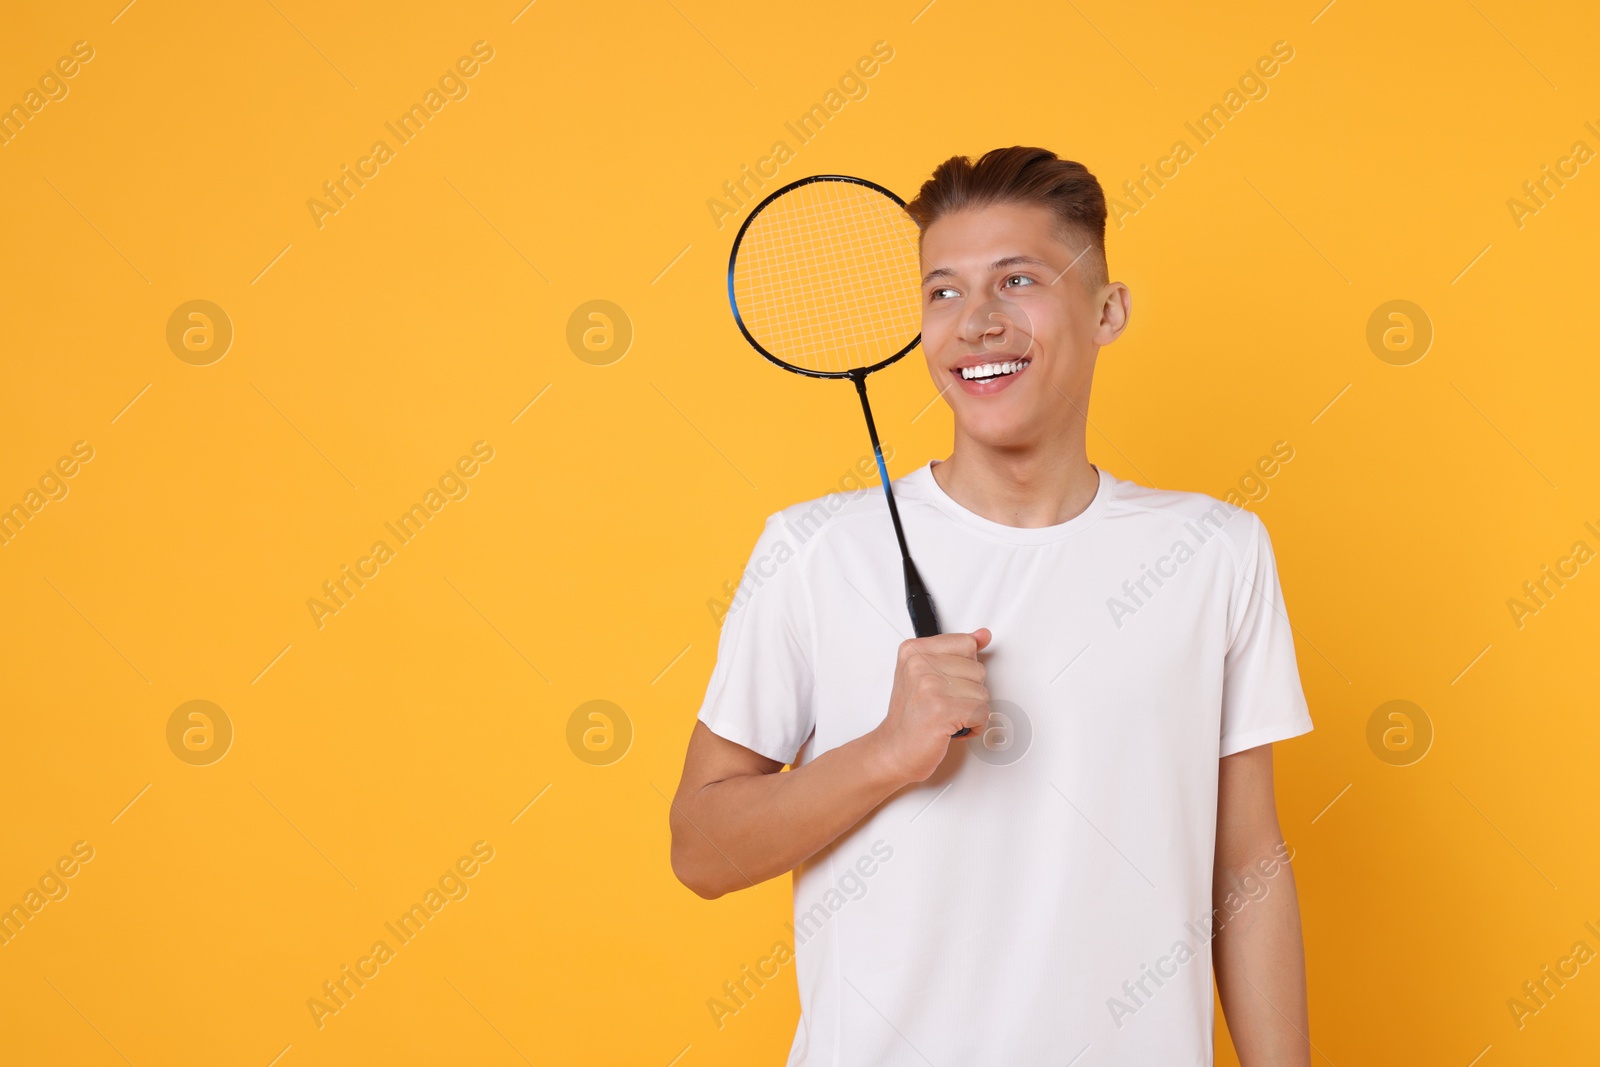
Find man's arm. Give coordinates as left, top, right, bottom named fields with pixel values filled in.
left=669, top=722, right=907, bottom=898
left=1213, top=743, right=1311, bottom=1067
left=669, top=629, right=992, bottom=899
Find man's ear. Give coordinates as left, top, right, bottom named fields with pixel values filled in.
left=1093, top=283, right=1131, bottom=346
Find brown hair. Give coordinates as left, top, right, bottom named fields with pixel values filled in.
left=904, top=146, right=1108, bottom=287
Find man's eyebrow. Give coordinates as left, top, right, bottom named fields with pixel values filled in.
left=920, top=255, right=1055, bottom=285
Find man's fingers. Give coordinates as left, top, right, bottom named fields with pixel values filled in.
left=899, top=630, right=990, bottom=662
left=917, top=654, right=986, bottom=684
left=935, top=679, right=990, bottom=707
left=963, top=699, right=993, bottom=732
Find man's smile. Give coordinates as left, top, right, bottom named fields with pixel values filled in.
left=951, top=356, right=1031, bottom=394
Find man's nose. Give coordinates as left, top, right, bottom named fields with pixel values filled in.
left=959, top=297, right=1033, bottom=357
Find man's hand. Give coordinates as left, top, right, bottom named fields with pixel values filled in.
left=670, top=627, right=992, bottom=899
left=870, top=628, right=993, bottom=784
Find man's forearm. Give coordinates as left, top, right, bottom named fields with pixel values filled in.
left=1213, top=859, right=1311, bottom=1066
left=670, top=728, right=908, bottom=899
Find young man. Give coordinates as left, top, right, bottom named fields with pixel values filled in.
left=672, top=146, right=1313, bottom=1066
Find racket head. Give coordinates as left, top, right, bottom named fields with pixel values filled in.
left=727, top=174, right=924, bottom=380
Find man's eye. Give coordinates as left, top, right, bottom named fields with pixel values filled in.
left=1003, top=274, right=1035, bottom=288
left=930, top=287, right=958, bottom=300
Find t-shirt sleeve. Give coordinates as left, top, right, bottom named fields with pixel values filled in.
left=1218, top=511, right=1314, bottom=757
left=696, top=512, right=816, bottom=765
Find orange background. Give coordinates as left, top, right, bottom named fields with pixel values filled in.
left=2, top=1, right=1597, bottom=1064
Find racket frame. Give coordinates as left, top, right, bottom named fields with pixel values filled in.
left=726, top=173, right=923, bottom=380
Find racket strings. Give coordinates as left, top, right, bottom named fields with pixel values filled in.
left=732, top=180, right=924, bottom=375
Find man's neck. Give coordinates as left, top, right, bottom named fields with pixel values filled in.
left=930, top=431, right=1099, bottom=529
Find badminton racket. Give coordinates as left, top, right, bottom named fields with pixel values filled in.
left=726, top=174, right=970, bottom=738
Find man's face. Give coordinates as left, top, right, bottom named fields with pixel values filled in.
left=919, top=201, right=1128, bottom=449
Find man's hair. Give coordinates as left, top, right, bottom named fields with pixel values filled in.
left=904, top=146, right=1108, bottom=288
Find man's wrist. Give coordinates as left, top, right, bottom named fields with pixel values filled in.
left=858, top=725, right=912, bottom=793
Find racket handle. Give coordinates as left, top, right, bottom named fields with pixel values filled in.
left=903, top=560, right=971, bottom=739
left=904, top=557, right=940, bottom=639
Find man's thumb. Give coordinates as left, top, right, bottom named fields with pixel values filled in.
left=971, top=627, right=992, bottom=652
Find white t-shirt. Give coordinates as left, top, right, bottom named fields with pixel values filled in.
left=697, top=459, right=1313, bottom=1066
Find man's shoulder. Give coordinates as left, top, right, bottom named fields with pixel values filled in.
left=1106, top=475, right=1263, bottom=561
left=766, top=480, right=890, bottom=553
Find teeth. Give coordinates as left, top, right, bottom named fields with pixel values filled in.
left=960, top=360, right=1028, bottom=381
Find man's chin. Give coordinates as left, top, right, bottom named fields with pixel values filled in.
left=954, top=412, right=1040, bottom=452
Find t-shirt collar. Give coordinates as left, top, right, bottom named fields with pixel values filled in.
left=899, top=459, right=1115, bottom=545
